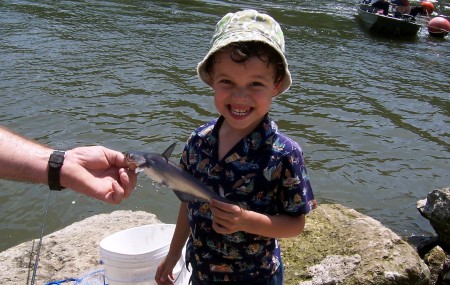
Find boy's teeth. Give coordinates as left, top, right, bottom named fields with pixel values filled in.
left=231, top=108, right=248, bottom=116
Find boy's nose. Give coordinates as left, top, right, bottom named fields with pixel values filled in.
left=232, top=87, right=248, bottom=100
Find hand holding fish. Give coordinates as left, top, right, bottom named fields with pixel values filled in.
left=61, top=146, right=137, bottom=204
left=210, top=199, right=247, bottom=234
left=210, top=199, right=307, bottom=238
left=0, top=126, right=136, bottom=203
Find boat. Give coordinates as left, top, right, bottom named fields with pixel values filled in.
left=357, top=1, right=422, bottom=37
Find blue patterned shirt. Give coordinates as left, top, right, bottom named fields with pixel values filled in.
left=180, top=114, right=316, bottom=282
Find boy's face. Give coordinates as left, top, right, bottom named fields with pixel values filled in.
left=209, top=49, right=281, bottom=135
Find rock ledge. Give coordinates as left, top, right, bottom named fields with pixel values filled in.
left=0, top=205, right=431, bottom=285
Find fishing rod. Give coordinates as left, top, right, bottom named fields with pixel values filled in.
left=27, top=189, right=52, bottom=285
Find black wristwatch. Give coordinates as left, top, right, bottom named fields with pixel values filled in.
left=48, top=150, right=66, bottom=191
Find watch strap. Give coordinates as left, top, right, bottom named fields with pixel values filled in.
left=48, top=150, right=66, bottom=191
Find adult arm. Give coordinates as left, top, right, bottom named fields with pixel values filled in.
left=0, top=126, right=52, bottom=184
left=0, top=126, right=136, bottom=204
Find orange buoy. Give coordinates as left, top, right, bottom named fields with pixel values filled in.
left=421, top=1, right=435, bottom=15
left=428, top=17, right=450, bottom=38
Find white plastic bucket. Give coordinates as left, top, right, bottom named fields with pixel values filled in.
left=99, top=224, right=190, bottom=285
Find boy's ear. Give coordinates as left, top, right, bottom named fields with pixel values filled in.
left=273, top=80, right=283, bottom=97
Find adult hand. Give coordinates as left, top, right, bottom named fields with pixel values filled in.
left=210, top=199, right=247, bottom=234
left=60, top=146, right=137, bottom=204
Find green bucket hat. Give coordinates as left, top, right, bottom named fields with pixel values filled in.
left=197, top=9, right=292, bottom=94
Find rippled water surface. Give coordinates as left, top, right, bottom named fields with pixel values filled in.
left=1, top=0, right=449, bottom=252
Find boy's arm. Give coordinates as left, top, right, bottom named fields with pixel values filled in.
left=209, top=145, right=312, bottom=238
left=156, top=202, right=190, bottom=284
left=210, top=199, right=305, bottom=238
left=168, top=202, right=191, bottom=256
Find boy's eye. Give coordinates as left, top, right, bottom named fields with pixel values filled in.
left=250, top=81, right=264, bottom=87
left=219, top=79, right=233, bottom=85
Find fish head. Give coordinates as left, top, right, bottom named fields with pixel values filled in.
left=124, top=151, right=149, bottom=173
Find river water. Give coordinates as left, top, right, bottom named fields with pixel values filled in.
left=0, top=0, right=449, bottom=252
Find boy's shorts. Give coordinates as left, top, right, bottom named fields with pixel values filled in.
left=190, top=263, right=284, bottom=285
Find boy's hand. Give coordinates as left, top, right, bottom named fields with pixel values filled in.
left=210, top=199, right=247, bottom=234
left=155, top=253, right=180, bottom=285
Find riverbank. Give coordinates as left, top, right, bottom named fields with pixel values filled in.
left=1, top=0, right=449, bottom=254
left=2, top=202, right=446, bottom=285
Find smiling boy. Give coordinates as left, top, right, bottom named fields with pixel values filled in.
left=156, top=9, right=316, bottom=285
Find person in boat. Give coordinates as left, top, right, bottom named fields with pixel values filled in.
left=371, top=0, right=390, bottom=16
left=0, top=126, right=137, bottom=204
left=409, top=6, right=424, bottom=17
left=392, top=0, right=411, bottom=15
left=408, top=0, right=434, bottom=17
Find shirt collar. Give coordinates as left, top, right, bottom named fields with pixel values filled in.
left=209, top=113, right=277, bottom=152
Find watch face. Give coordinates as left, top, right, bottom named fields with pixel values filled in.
left=49, top=151, right=65, bottom=190
left=50, top=151, right=65, bottom=166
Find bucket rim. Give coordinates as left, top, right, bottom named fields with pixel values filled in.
left=99, top=223, right=175, bottom=256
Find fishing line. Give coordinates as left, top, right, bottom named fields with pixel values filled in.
left=29, top=189, right=53, bottom=285
left=26, top=239, right=36, bottom=285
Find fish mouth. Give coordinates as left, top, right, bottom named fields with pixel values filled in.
left=124, top=152, right=146, bottom=173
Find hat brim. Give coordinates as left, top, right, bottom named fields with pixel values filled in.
left=197, top=33, right=292, bottom=95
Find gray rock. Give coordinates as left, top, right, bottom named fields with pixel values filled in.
left=282, top=204, right=430, bottom=285
left=299, top=254, right=361, bottom=285
left=441, top=256, right=450, bottom=284
left=0, top=210, right=160, bottom=284
left=423, top=246, right=447, bottom=284
left=417, top=187, right=450, bottom=253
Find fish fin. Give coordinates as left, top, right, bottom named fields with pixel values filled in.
left=161, top=142, right=177, bottom=162
left=214, top=195, right=233, bottom=204
left=173, top=190, right=207, bottom=203
left=135, top=167, right=144, bottom=174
